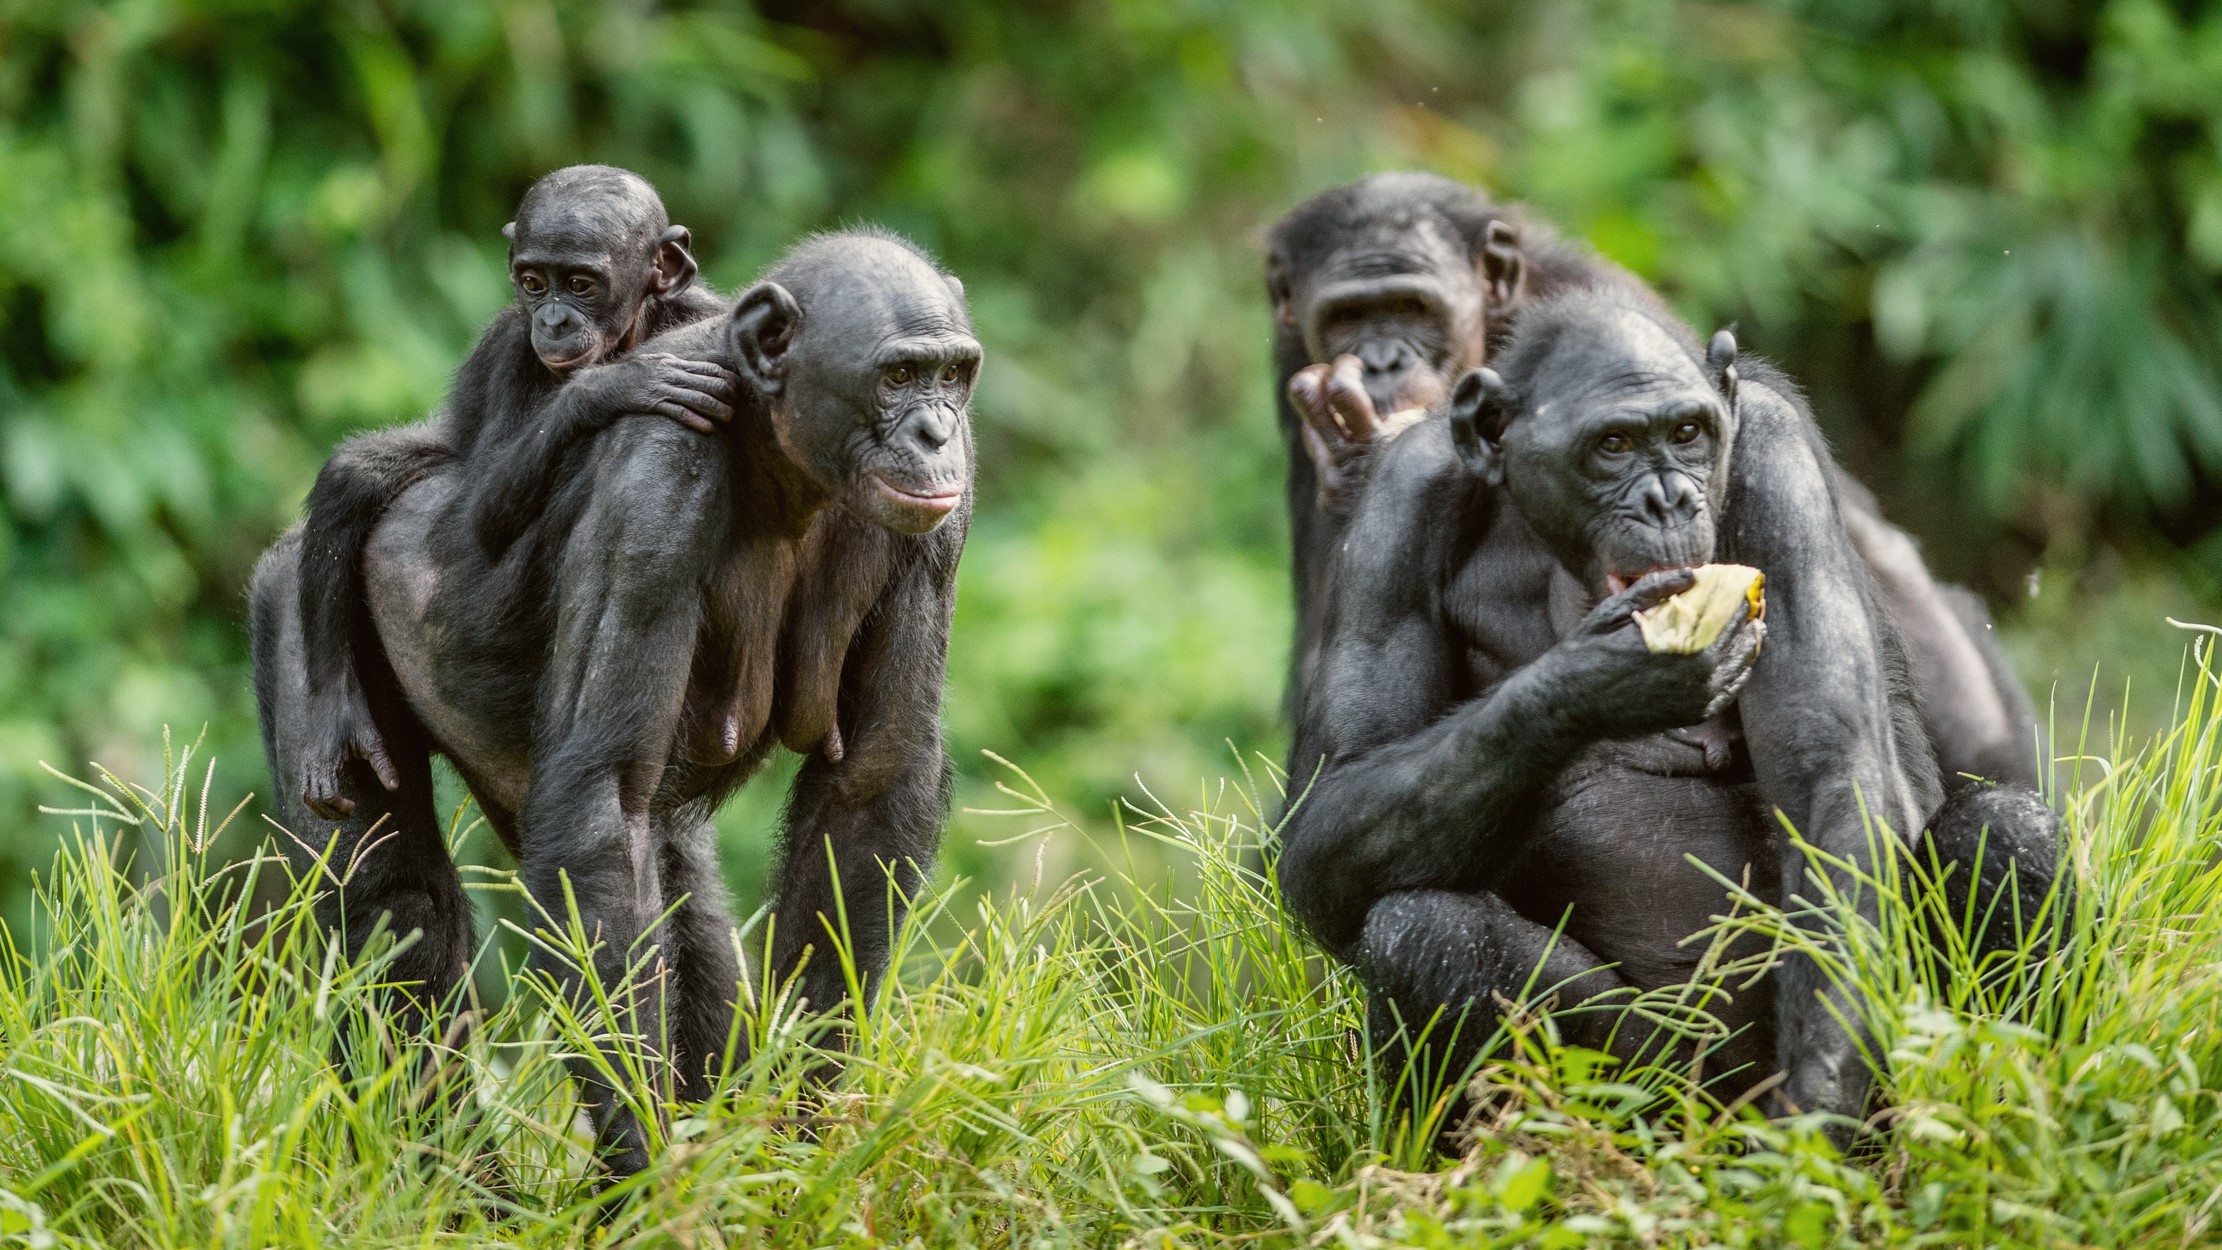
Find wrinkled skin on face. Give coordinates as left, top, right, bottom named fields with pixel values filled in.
left=504, top=165, right=700, bottom=373
left=1451, top=306, right=1741, bottom=600
left=730, top=237, right=979, bottom=535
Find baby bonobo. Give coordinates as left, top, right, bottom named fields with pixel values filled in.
left=1280, top=287, right=2063, bottom=1133
left=294, top=165, right=734, bottom=819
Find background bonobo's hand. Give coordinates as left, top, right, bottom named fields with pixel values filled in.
left=599, top=352, right=739, bottom=433
left=1545, top=568, right=1766, bottom=742
left=1289, top=355, right=1387, bottom=515
left=299, top=675, right=400, bottom=819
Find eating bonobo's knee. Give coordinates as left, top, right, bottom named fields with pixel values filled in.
left=1923, top=779, right=2067, bottom=959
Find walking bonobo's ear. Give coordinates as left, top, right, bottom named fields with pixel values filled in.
left=1447, top=366, right=1513, bottom=486
left=1479, top=219, right=1524, bottom=308
left=732, top=281, right=802, bottom=395
left=652, top=225, right=699, bottom=297
left=1707, top=327, right=1738, bottom=408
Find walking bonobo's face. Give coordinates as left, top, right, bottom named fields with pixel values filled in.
left=1446, top=298, right=1741, bottom=598
left=730, top=236, right=978, bottom=535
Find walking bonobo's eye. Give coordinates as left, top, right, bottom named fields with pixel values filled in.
left=731, top=238, right=979, bottom=537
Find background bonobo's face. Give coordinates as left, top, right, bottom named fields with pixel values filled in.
left=742, top=243, right=978, bottom=536
left=1481, top=310, right=1737, bottom=596
left=1271, top=217, right=1486, bottom=420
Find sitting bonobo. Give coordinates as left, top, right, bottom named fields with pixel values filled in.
left=293, top=164, right=733, bottom=820
left=1276, top=286, right=2062, bottom=1131
left=250, top=230, right=975, bottom=1181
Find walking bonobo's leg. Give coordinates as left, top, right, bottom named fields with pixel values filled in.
left=519, top=421, right=724, bottom=1178
left=252, top=529, right=474, bottom=1055
left=660, top=807, right=746, bottom=1101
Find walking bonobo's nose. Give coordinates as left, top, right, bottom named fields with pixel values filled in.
left=903, top=403, right=957, bottom=452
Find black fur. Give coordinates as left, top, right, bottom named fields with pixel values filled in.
left=1276, top=286, right=2064, bottom=1140
left=291, top=165, right=731, bottom=822
left=251, top=230, right=976, bottom=1183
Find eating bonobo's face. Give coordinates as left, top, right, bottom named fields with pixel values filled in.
left=730, top=239, right=978, bottom=536
left=1451, top=306, right=1740, bottom=597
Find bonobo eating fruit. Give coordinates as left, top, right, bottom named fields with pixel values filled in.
left=1263, top=172, right=2043, bottom=788
left=251, top=229, right=975, bottom=1181
left=293, top=164, right=732, bottom=821
left=1275, top=285, right=2064, bottom=1136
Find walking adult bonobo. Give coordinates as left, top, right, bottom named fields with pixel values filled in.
left=1275, top=286, right=2062, bottom=1133
left=250, top=230, right=976, bottom=1179
left=1264, top=172, right=2042, bottom=786
left=293, top=164, right=732, bottom=821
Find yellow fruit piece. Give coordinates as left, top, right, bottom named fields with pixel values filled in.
left=1633, top=563, right=1766, bottom=654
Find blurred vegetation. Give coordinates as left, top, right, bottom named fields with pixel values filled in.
left=1, top=0, right=2217, bottom=922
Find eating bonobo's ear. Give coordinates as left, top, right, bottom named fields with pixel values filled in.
left=1479, top=219, right=1524, bottom=308
left=652, top=225, right=699, bottom=296
left=1447, top=366, right=1512, bottom=485
left=1707, top=327, right=1738, bottom=407
left=1266, top=256, right=1296, bottom=330
left=732, top=281, right=802, bottom=394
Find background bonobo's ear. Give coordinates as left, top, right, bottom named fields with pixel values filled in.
left=1446, top=367, right=1513, bottom=484
left=652, top=225, right=698, bottom=296
left=1479, top=219, right=1524, bottom=308
left=942, top=272, right=966, bottom=306
left=1266, top=256, right=1295, bottom=329
left=731, top=281, right=802, bottom=394
left=1707, top=327, right=1739, bottom=407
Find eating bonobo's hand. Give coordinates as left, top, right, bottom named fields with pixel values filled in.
left=1548, top=568, right=1766, bottom=742
left=1288, top=355, right=1428, bottom=516
left=606, top=353, right=740, bottom=433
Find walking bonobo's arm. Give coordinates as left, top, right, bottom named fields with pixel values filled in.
left=769, top=515, right=964, bottom=1018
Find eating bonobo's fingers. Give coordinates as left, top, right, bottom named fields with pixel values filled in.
left=1324, top=354, right=1381, bottom=440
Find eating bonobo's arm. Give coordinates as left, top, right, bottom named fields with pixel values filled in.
left=1720, top=368, right=1944, bottom=1124
left=1274, top=425, right=1756, bottom=957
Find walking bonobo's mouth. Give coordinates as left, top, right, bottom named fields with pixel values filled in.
left=873, top=475, right=963, bottom=517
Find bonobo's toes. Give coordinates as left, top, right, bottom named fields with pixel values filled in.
left=301, top=760, right=356, bottom=820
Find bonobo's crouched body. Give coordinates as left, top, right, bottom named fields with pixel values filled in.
left=1279, top=287, right=2064, bottom=1133
left=251, top=230, right=978, bottom=1182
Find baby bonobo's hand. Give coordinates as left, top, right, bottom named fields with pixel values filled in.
left=1552, top=568, right=1766, bottom=741
left=299, top=675, right=400, bottom=820
left=623, top=352, right=740, bottom=434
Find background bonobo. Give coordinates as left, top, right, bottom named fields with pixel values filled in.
left=293, top=164, right=733, bottom=821
left=249, top=229, right=976, bottom=1180
left=1263, top=172, right=2042, bottom=788
left=1275, top=286, right=2063, bottom=1132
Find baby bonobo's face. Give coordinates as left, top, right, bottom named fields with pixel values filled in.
left=508, top=215, right=660, bottom=373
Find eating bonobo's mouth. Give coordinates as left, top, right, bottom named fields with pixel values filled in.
left=1604, top=563, right=1698, bottom=596
left=873, top=476, right=962, bottom=515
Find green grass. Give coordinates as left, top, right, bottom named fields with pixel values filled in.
left=5, top=642, right=2222, bottom=1248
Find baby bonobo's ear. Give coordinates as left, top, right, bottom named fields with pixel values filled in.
left=1478, top=218, right=1524, bottom=309
left=1707, top=327, right=1738, bottom=408
left=1446, top=366, right=1513, bottom=486
left=731, top=281, right=802, bottom=395
left=652, top=225, right=698, bottom=297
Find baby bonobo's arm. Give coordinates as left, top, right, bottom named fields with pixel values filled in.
left=464, top=336, right=738, bottom=560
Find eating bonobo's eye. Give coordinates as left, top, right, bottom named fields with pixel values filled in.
left=1672, top=421, right=1702, bottom=444
left=887, top=363, right=914, bottom=386
left=567, top=275, right=595, bottom=296
left=1598, top=432, right=1634, bottom=455
left=940, top=362, right=965, bottom=385
left=519, top=272, right=547, bottom=296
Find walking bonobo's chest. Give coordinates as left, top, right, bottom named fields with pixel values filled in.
left=682, top=511, right=896, bottom=770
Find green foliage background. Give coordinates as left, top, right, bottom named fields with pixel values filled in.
left=1, top=0, right=2218, bottom=917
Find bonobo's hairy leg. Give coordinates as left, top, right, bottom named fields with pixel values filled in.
left=521, top=421, right=724, bottom=1180
left=660, top=809, right=744, bottom=1102
left=297, top=426, right=454, bottom=819
left=1354, top=890, right=1632, bottom=1111
left=768, top=545, right=958, bottom=1029
left=252, top=530, right=475, bottom=1058
left=1920, top=780, right=2068, bottom=974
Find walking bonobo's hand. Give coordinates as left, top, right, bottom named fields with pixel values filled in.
left=1549, top=568, right=1766, bottom=741
left=601, top=352, right=741, bottom=433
